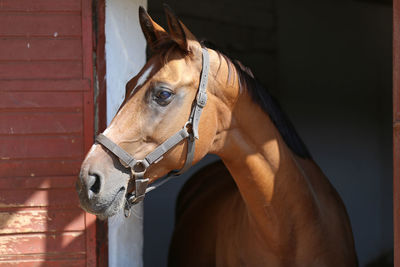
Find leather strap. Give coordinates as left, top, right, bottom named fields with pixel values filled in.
left=191, top=47, right=209, bottom=139
left=96, top=133, right=137, bottom=168
left=144, top=127, right=190, bottom=166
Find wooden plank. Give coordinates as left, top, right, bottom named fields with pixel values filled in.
left=0, top=209, right=85, bottom=234
left=0, top=92, right=82, bottom=109
left=0, top=136, right=83, bottom=159
left=0, top=259, right=86, bottom=267
left=81, top=0, right=97, bottom=265
left=0, top=252, right=85, bottom=262
left=0, top=252, right=85, bottom=261
left=0, top=79, right=90, bottom=92
left=0, top=159, right=81, bottom=178
left=0, top=259, right=85, bottom=267
left=0, top=232, right=85, bottom=255
left=0, top=0, right=81, bottom=12
left=0, top=176, right=76, bottom=189
left=0, top=61, right=82, bottom=79
left=94, top=1, right=108, bottom=266
left=0, top=14, right=81, bottom=36
left=0, top=188, right=80, bottom=208
left=0, top=112, right=82, bottom=135
left=0, top=39, right=82, bottom=61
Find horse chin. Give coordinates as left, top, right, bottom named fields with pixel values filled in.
left=79, top=186, right=127, bottom=220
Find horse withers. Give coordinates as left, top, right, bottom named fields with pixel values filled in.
left=76, top=6, right=358, bottom=266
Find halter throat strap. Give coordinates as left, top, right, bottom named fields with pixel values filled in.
left=96, top=47, right=210, bottom=217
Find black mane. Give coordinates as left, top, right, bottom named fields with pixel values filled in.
left=203, top=42, right=311, bottom=159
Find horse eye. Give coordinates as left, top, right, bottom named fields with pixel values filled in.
left=154, top=89, right=173, bottom=106
left=157, top=90, right=172, bottom=100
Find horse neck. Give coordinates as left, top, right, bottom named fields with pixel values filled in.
left=211, top=64, right=324, bottom=243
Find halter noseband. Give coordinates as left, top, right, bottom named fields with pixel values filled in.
left=96, top=47, right=210, bottom=217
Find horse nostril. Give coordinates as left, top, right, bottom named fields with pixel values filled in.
left=87, top=172, right=102, bottom=197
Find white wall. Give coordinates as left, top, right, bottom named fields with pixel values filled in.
left=105, top=0, right=147, bottom=266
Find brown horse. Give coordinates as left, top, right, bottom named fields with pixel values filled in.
left=77, top=6, right=358, bottom=266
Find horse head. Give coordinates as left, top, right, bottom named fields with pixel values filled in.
left=76, top=7, right=235, bottom=218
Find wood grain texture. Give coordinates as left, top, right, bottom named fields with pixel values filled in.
left=0, top=79, right=90, bottom=92
left=0, top=14, right=81, bottom=36
left=0, top=136, right=83, bottom=159
left=0, top=92, right=82, bottom=109
left=0, top=159, right=81, bottom=178
left=0, top=112, right=82, bottom=135
left=0, top=209, right=85, bottom=233
left=0, top=232, right=85, bottom=254
left=0, top=61, right=82, bottom=79
left=0, top=38, right=82, bottom=61
left=0, top=176, right=77, bottom=189
left=0, top=0, right=81, bottom=12
left=93, top=0, right=108, bottom=266
left=0, top=0, right=96, bottom=264
left=0, top=188, right=80, bottom=208
left=81, top=0, right=97, bottom=265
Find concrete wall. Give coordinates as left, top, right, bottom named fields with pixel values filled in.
left=105, top=0, right=147, bottom=266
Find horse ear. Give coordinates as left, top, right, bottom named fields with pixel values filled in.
left=163, top=4, right=200, bottom=53
left=138, top=6, right=169, bottom=51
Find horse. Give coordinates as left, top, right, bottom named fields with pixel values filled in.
left=76, top=6, right=358, bottom=266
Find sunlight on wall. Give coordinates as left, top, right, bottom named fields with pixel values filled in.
left=105, top=0, right=147, bottom=266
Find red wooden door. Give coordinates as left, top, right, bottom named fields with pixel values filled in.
left=0, top=0, right=96, bottom=265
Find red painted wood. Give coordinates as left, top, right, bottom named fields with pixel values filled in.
left=0, top=188, right=80, bottom=208
left=95, top=0, right=107, bottom=136
left=0, top=260, right=85, bottom=267
left=0, top=159, right=81, bottom=177
left=0, top=253, right=85, bottom=261
left=0, top=260, right=86, bottom=267
left=0, top=14, right=81, bottom=36
left=0, top=0, right=81, bottom=12
left=0, top=209, right=85, bottom=233
left=81, top=0, right=97, bottom=265
left=0, top=38, right=82, bottom=61
left=0, top=0, right=97, bottom=264
left=0, top=136, right=83, bottom=159
left=0, top=232, right=85, bottom=254
left=94, top=0, right=108, bottom=266
left=0, top=112, right=82, bottom=135
left=0, top=61, right=82, bottom=79
left=0, top=92, right=82, bottom=109
left=0, top=176, right=77, bottom=189
left=0, top=79, right=90, bottom=92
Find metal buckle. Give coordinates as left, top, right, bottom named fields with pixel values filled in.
left=124, top=177, right=149, bottom=217
left=196, top=91, right=207, bottom=108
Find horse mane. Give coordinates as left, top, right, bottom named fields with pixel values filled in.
left=153, top=40, right=311, bottom=159
left=201, top=41, right=311, bottom=159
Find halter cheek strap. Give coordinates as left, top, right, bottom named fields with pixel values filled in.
left=96, top=47, right=210, bottom=217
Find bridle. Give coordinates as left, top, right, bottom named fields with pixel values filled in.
left=96, top=47, right=209, bottom=217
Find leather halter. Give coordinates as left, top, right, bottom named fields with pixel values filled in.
left=96, top=47, right=210, bottom=217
